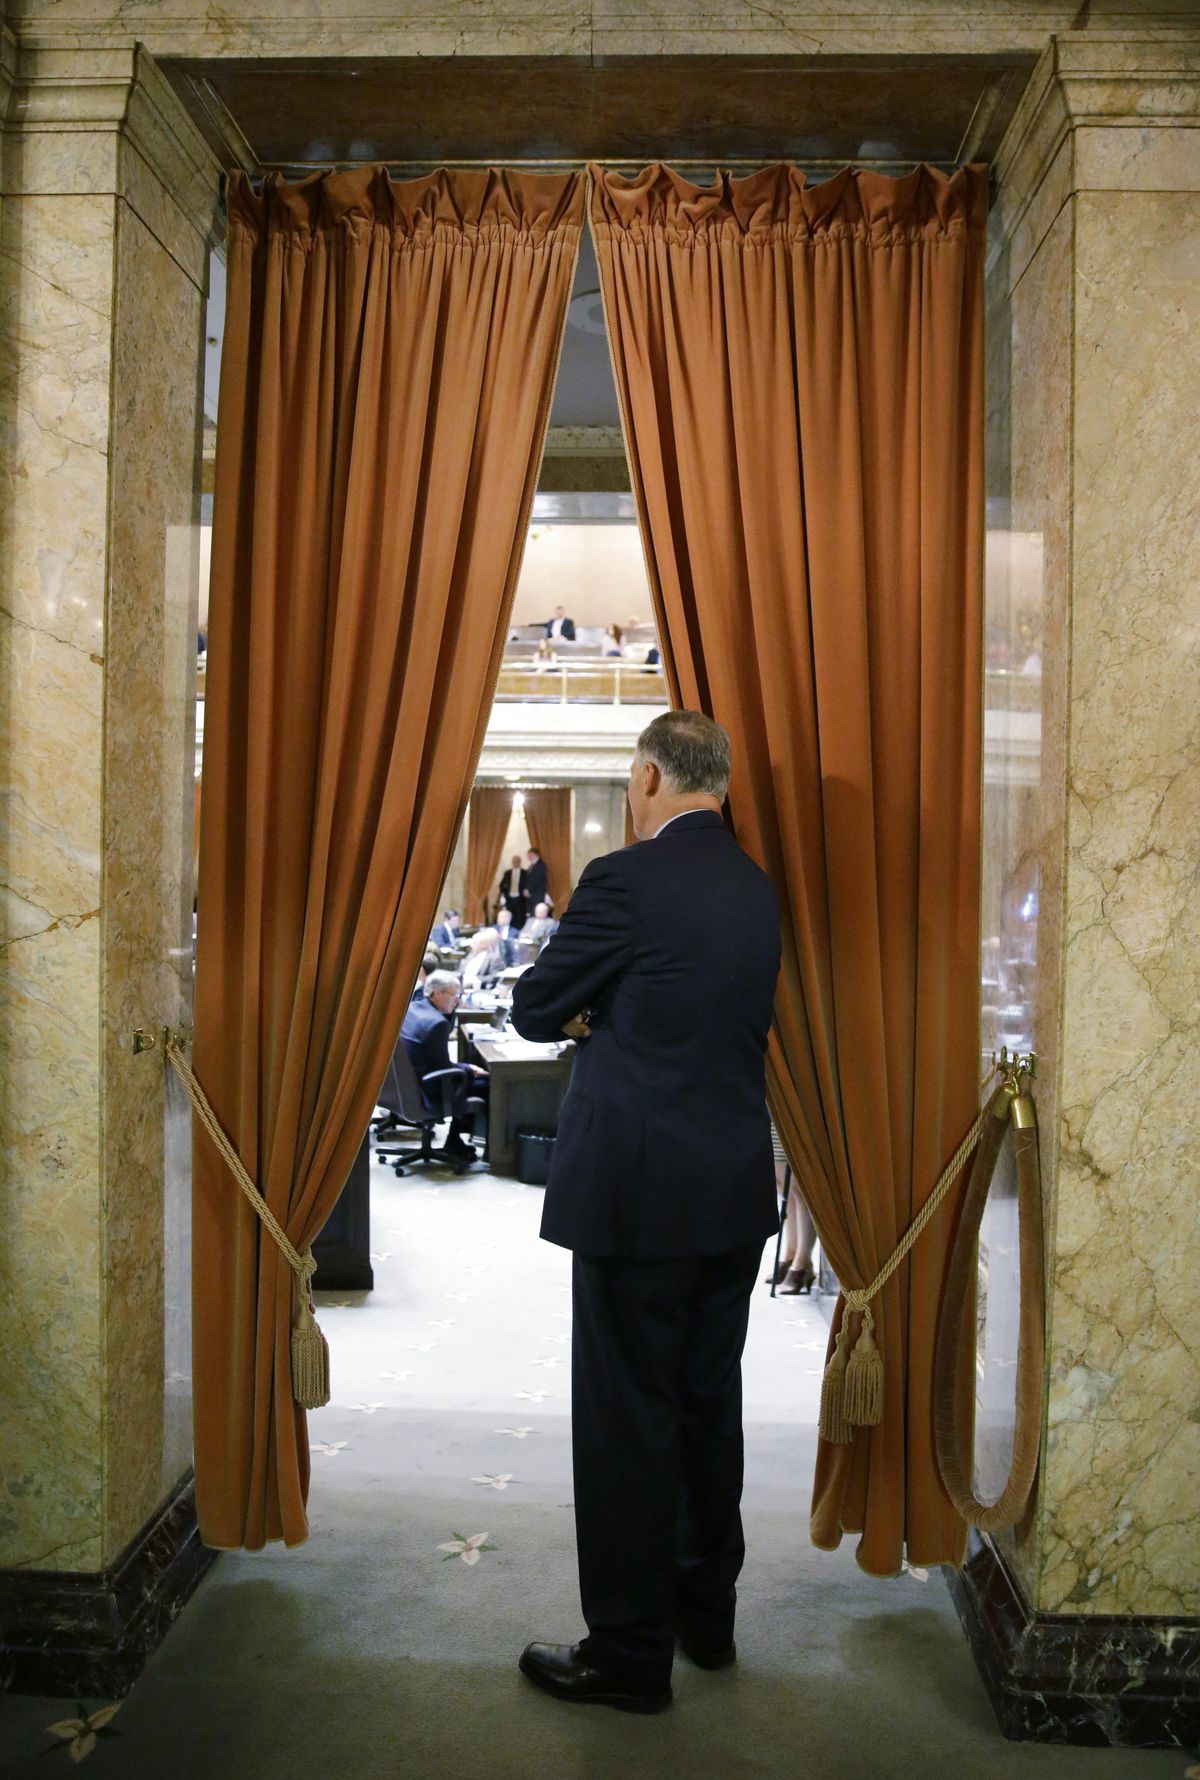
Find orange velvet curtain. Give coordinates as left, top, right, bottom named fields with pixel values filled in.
left=592, top=162, right=985, bottom=1574
left=465, top=786, right=514, bottom=923
left=523, top=786, right=573, bottom=911
left=193, top=166, right=583, bottom=1549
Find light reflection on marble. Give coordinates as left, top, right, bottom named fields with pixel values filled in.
left=976, top=196, right=1073, bottom=1607
left=101, top=204, right=207, bottom=1558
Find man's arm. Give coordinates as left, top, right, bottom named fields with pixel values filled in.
left=510, top=853, right=632, bottom=1043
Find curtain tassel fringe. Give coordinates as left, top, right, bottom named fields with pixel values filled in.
left=842, top=1309, right=884, bottom=1429
left=291, top=1287, right=330, bottom=1410
left=818, top=1324, right=853, bottom=1444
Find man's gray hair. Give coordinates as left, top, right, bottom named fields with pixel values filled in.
left=424, top=969, right=462, bottom=998
left=634, top=709, right=731, bottom=799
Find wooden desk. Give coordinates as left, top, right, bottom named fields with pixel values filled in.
left=469, top=1033, right=576, bottom=1176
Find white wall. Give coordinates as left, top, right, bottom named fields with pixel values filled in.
left=511, top=524, right=650, bottom=631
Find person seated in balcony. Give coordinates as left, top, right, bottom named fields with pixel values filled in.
left=544, top=605, right=576, bottom=642
left=642, top=645, right=661, bottom=674
left=495, top=908, right=520, bottom=966
left=460, top=927, right=505, bottom=990
left=523, top=901, right=559, bottom=947
left=533, top=637, right=558, bottom=671
left=603, top=624, right=625, bottom=658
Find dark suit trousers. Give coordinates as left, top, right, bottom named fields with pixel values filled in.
left=570, top=1243, right=762, bottom=1687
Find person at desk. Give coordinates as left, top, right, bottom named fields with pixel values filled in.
left=412, top=950, right=439, bottom=1004
left=524, top=846, right=549, bottom=913
left=498, top=854, right=527, bottom=929
left=510, top=708, right=780, bottom=1714
left=431, top=908, right=461, bottom=949
left=522, top=902, right=558, bottom=947
left=460, top=927, right=504, bottom=990
left=544, top=605, right=575, bottom=642
left=495, top=909, right=519, bottom=967
left=400, top=971, right=488, bottom=1162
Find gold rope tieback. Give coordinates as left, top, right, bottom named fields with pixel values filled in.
left=817, top=1059, right=1014, bottom=1446
left=163, top=1034, right=330, bottom=1411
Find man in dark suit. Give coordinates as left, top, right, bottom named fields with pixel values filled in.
left=497, top=854, right=527, bottom=929
left=524, top=847, right=549, bottom=913
left=430, top=909, right=461, bottom=949
left=495, top=910, right=519, bottom=967
left=544, top=604, right=576, bottom=642
left=511, top=710, right=780, bottom=1714
left=400, top=971, right=488, bottom=1161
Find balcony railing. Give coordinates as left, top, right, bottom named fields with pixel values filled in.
left=495, top=658, right=667, bottom=705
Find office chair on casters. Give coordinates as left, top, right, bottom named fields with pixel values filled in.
left=373, top=1041, right=486, bottom=1178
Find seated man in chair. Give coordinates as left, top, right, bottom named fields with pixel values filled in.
left=400, top=970, right=488, bottom=1163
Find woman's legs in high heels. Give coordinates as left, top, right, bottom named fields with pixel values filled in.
left=779, top=1190, right=817, bottom=1293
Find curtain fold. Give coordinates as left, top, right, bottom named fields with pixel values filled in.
left=193, top=164, right=583, bottom=1549
left=523, top=786, right=573, bottom=911
left=465, top=786, right=514, bottom=923
left=591, top=160, right=985, bottom=1573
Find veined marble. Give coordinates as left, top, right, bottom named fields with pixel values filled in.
left=0, top=46, right=218, bottom=1572
left=1040, top=187, right=1200, bottom=1619
left=985, top=37, right=1200, bottom=1622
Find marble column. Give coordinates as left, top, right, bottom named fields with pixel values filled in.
left=0, top=41, right=221, bottom=1689
left=958, top=34, right=1200, bottom=1747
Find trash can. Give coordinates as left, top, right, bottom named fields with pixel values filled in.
left=516, top=1128, right=556, bottom=1186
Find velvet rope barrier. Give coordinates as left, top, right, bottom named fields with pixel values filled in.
left=933, top=1053, right=1045, bottom=1534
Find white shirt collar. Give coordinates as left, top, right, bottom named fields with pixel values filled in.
left=652, top=808, right=713, bottom=839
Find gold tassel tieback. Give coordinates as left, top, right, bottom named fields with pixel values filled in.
left=818, top=1321, right=853, bottom=1445
left=162, top=1034, right=332, bottom=1412
left=815, top=1056, right=1020, bottom=1448
left=291, top=1264, right=330, bottom=1411
left=818, top=1302, right=883, bottom=1444
left=842, top=1305, right=884, bottom=1427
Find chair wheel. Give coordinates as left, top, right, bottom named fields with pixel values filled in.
left=375, top=1153, right=388, bottom=1164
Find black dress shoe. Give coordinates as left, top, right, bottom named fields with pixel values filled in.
left=518, top=1643, right=672, bottom=1713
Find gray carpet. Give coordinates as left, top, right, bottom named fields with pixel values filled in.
left=1, top=1168, right=1183, bottom=1778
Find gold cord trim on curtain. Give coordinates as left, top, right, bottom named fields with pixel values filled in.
left=167, top=1037, right=329, bottom=1410
left=817, top=1057, right=1008, bottom=1445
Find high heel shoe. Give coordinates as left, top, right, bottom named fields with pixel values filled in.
left=765, top=1257, right=795, bottom=1286
left=779, top=1264, right=815, bottom=1295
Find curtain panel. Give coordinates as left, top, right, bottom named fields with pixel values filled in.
left=193, top=165, right=583, bottom=1549
left=591, top=161, right=986, bottom=1574
left=465, top=786, right=514, bottom=923
left=523, top=786, right=573, bottom=912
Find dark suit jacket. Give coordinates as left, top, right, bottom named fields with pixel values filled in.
left=524, top=856, right=549, bottom=909
left=431, top=922, right=460, bottom=949
left=498, top=867, right=527, bottom=924
left=511, top=810, right=781, bottom=1257
left=400, top=996, right=455, bottom=1105
left=545, top=616, right=576, bottom=641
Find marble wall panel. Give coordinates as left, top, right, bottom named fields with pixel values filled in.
left=0, top=48, right=215, bottom=1571
left=0, top=192, right=114, bottom=1570
left=1039, top=189, right=1200, bottom=1619
left=101, top=197, right=205, bottom=1561
left=1, top=0, right=1153, bottom=63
